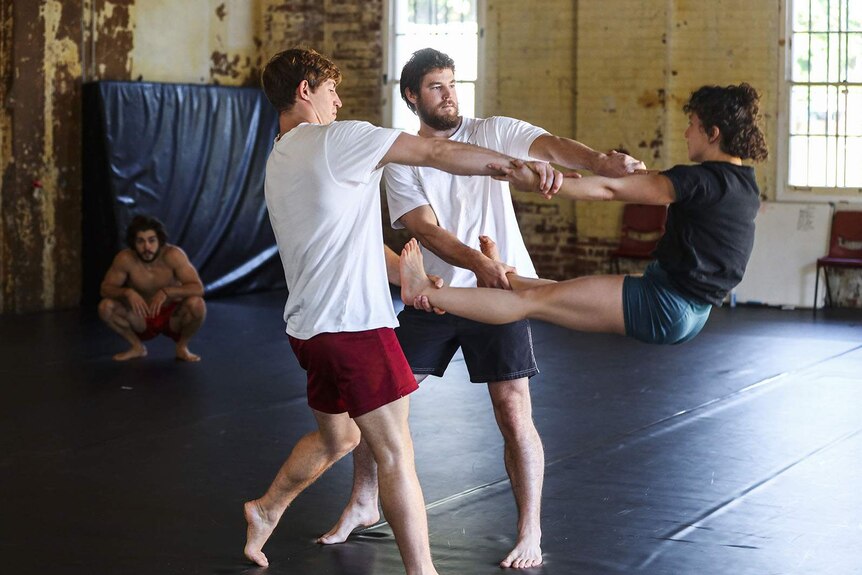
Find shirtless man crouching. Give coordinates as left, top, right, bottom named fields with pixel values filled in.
left=98, top=215, right=206, bottom=362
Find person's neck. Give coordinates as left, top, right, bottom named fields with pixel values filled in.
left=417, top=116, right=462, bottom=139
left=700, top=147, right=742, bottom=165
left=277, top=107, right=320, bottom=139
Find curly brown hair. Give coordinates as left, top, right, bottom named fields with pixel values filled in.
left=125, top=215, right=167, bottom=249
left=683, top=83, right=768, bottom=162
left=261, top=48, right=342, bottom=114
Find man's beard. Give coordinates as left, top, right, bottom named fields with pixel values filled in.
left=416, top=98, right=461, bottom=131
left=136, top=245, right=161, bottom=263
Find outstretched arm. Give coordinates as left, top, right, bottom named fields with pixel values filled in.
left=529, top=135, right=646, bottom=177
left=379, top=133, right=562, bottom=195
left=494, top=160, right=675, bottom=205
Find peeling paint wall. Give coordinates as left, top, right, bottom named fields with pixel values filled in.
left=0, top=0, right=12, bottom=313
left=1, top=1, right=858, bottom=311
left=1, top=0, right=84, bottom=313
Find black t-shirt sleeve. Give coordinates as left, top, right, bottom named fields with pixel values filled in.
left=661, top=165, right=719, bottom=207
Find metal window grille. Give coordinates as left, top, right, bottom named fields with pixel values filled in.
left=787, top=0, right=862, bottom=189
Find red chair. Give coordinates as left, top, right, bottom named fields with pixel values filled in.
left=814, top=210, right=862, bottom=310
left=610, top=204, right=668, bottom=273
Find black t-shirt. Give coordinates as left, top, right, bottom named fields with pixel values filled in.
left=655, top=162, right=760, bottom=306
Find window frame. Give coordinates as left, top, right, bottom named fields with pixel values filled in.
left=777, top=0, right=862, bottom=203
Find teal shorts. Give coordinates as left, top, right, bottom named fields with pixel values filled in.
left=622, top=262, right=712, bottom=345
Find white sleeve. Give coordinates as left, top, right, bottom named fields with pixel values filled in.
left=384, top=163, right=427, bottom=230
left=325, top=121, right=402, bottom=185
left=489, top=116, right=549, bottom=160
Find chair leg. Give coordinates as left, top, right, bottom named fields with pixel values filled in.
left=823, top=267, right=833, bottom=308
left=813, top=265, right=820, bottom=315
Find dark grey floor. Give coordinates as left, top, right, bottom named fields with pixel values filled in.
left=1, top=291, right=861, bottom=574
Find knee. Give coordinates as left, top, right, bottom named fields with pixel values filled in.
left=98, top=298, right=117, bottom=321
left=324, top=427, right=361, bottom=460
left=184, top=296, right=207, bottom=320
left=490, top=387, right=534, bottom=436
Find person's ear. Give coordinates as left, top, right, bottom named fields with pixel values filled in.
left=297, top=80, right=311, bottom=102
left=707, top=126, right=721, bottom=144
left=405, top=87, right=418, bottom=107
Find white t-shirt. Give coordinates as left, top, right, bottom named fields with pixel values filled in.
left=265, top=120, right=401, bottom=339
left=385, top=116, right=546, bottom=288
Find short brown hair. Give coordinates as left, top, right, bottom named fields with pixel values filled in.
left=399, top=48, right=455, bottom=114
left=261, top=48, right=342, bottom=113
left=683, top=83, right=768, bottom=162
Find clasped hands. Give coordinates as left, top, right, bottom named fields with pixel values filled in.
left=488, top=159, right=566, bottom=199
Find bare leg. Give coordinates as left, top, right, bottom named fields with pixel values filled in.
left=402, top=238, right=626, bottom=334
left=98, top=298, right=148, bottom=361
left=353, top=396, right=438, bottom=575
left=317, top=437, right=381, bottom=544
left=244, top=411, right=360, bottom=567
left=486, top=378, right=544, bottom=569
left=170, top=296, right=206, bottom=362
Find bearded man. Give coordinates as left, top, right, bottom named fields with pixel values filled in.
left=98, top=215, right=206, bottom=361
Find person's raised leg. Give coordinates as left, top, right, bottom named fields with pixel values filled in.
left=244, top=410, right=360, bottom=567
left=402, top=238, right=626, bottom=335
left=354, top=395, right=438, bottom=575
left=98, top=298, right=148, bottom=361
left=487, top=378, right=544, bottom=569
left=170, top=295, right=206, bottom=362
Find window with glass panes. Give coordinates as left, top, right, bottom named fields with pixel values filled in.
left=387, top=0, right=479, bottom=132
left=783, top=0, right=862, bottom=193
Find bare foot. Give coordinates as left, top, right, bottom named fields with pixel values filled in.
left=499, top=534, right=543, bottom=569
left=400, top=239, right=436, bottom=305
left=317, top=501, right=380, bottom=544
left=479, top=235, right=501, bottom=262
left=175, top=345, right=201, bottom=362
left=113, top=345, right=147, bottom=361
left=244, top=500, right=275, bottom=567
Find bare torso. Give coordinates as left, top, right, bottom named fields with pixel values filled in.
left=116, top=246, right=183, bottom=301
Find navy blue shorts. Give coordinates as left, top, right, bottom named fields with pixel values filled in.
left=395, top=306, right=539, bottom=383
left=622, top=262, right=712, bottom=345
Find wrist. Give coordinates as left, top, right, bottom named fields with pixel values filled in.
left=160, top=288, right=170, bottom=299
left=589, top=152, right=608, bottom=174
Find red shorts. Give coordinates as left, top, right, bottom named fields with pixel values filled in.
left=289, top=328, right=418, bottom=418
left=138, top=302, right=181, bottom=342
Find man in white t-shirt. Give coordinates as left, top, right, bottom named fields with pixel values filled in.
left=319, top=48, right=645, bottom=569
left=242, top=48, right=560, bottom=573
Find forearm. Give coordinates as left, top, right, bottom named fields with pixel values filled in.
left=536, top=136, right=606, bottom=172
left=412, top=224, right=485, bottom=273
left=426, top=139, right=512, bottom=176
left=554, top=175, right=617, bottom=202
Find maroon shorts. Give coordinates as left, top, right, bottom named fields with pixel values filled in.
left=138, top=302, right=181, bottom=342
left=289, top=328, right=418, bottom=418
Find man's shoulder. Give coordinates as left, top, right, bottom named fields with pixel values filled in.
left=113, top=248, right=136, bottom=266
left=161, top=244, right=192, bottom=265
